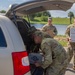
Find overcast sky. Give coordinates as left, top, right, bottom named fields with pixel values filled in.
left=49, top=3, right=75, bottom=17
left=0, top=0, right=75, bottom=17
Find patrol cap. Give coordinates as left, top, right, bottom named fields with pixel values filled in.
left=48, top=17, right=52, bottom=20
left=33, top=30, right=43, bottom=37
left=28, top=26, right=37, bottom=35
left=33, top=30, right=52, bottom=38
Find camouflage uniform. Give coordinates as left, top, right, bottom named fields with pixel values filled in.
left=34, top=31, right=69, bottom=75
left=65, top=24, right=75, bottom=67
left=42, top=24, right=58, bottom=38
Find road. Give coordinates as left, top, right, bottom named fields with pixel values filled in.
left=65, top=57, right=75, bottom=75
left=65, top=47, right=75, bottom=75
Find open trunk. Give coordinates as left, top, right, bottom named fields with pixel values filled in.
left=11, top=17, right=40, bottom=53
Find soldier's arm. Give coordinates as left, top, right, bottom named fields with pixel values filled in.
left=42, top=25, right=48, bottom=32
left=65, top=26, right=70, bottom=37
left=54, top=26, right=58, bottom=36
left=41, top=42, right=52, bottom=69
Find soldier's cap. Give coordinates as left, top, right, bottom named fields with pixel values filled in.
left=28, top=26, right=37, bottom=35
left=33, top=30, right=52, bottom=38
left=33, top=30, right=43, bottom=37
left=48, top=17, right=52, bottom=20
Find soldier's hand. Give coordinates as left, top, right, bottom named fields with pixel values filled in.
left=67, top=38, right=71, bottom=42
left=46, top=30, right=55, bottom=38
left=69, top=39, right=71, bottom=42
left=34, top=62, right=41, bottom=67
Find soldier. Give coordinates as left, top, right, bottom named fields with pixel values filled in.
left=42, top=17, right=58, bottom=38
left=32, top=31, right=69, bottom=75
left=65, top=17, right=75, bottom=70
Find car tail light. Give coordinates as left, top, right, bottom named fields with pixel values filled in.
left=12, top=51, right=30, bottom=75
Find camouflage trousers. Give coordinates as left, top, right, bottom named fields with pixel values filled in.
left=67, top=42, right=75, bottom=67
left=45, top=63, right=68, bottom=75
left=45, top=58, right=69, bottom=75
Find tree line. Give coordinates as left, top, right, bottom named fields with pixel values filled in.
left=29, top=11, right=75, bottom=24
left=0, top=10, right=6, bottom=13
left=29, top=11, right=51, bottom=21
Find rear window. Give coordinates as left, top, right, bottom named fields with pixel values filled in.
left=0, top=28, right=7, bottom=47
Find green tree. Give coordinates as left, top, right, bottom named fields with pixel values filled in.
left=29, top=14, right=36, bottom=21
left=41, top=11, right=51, bottom=21
left=36, top=12, right=42, bottom=17
left=68, top=11, right=74, bottom=24
left=0, top=10, right=6, bottom=13
left=42, top=11, right=51, bottom=17
left=29, top=11, right=51, bottom=21
left=34, top=11, right=51, bottom=17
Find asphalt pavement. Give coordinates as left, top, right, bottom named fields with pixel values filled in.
left=65, top=49, right=75, bottom=75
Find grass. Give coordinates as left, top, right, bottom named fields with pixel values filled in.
left=58, top=40, right=67, bottom=47
left=24, top=17, right=74, bottom=25
left=55, top=35, right=68, bottom=47
left=52, top=18, right=71, bottom=25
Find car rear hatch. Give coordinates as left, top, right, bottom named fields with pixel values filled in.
left=6, top=0, right=75, bottom=17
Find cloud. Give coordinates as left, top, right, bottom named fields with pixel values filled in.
left=49, top=3, right=75, bottom=17
left=0, top=0, right=26, bottom=10
left=49, top=10, right=68, bottom=17
left=67, top=3, right=75, bottom=14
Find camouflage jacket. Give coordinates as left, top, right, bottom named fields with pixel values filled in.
left=42, top=24, right=58, bottom=37
left=41, top=38, right=68, bottom=69
left=65, top=24, right=75, bottom=37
